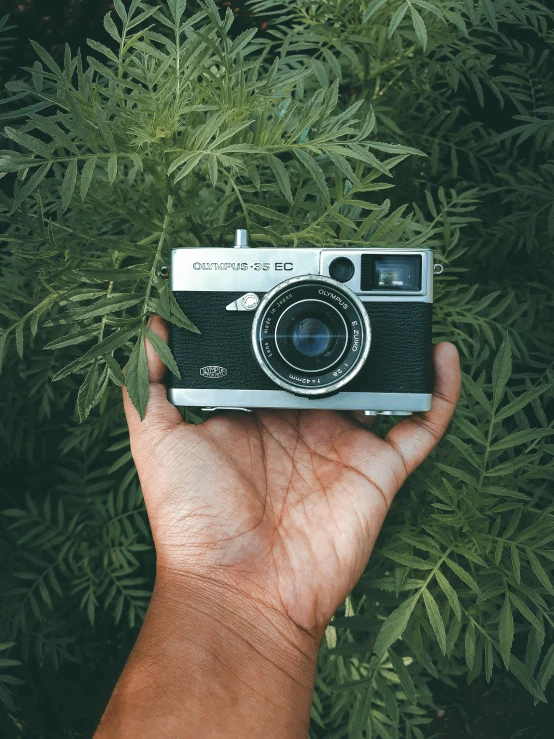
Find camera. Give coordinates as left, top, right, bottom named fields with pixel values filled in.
left=167, top=230, right=438, bottom=415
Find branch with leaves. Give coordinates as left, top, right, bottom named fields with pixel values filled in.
left=1, top=0, right=553, bottom=735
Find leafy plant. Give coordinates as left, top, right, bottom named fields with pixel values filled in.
left=0, top=642, right=22, bottom=714
left=0, top=14, right=16, bottom=68
left=0, top=1, right=553, bottom=737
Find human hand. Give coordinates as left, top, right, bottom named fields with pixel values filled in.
left=123, top=316, right=460, bottom=643
left=97, top=317, right=459, bottom=738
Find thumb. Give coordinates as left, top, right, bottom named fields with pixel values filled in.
left=122, top=315, right=183, bottom=442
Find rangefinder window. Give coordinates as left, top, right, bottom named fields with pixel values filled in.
left=361, top=255, right=422, bottom=291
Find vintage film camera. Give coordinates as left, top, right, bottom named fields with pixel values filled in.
left=167, top=230, right=440, bottom=415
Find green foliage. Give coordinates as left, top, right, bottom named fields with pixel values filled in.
left=0, top=0, right=553, bottom=736
left=0, top=15, right=15, bottom=68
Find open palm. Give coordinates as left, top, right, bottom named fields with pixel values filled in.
left=123, top=316, right=460, bottom=640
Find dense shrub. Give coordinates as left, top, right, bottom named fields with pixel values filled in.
left=0, top=1, right=553, bottom=736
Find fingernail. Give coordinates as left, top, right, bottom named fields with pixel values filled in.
left=443, top=343, right=460, bottom=362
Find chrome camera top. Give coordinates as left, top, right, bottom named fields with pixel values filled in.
left=167, top=230, right=438, bottom=415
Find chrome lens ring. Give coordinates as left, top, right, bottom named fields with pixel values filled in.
left=251, top=275, right=371, bottom=396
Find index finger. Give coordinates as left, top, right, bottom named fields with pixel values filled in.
left=384, top=342, right=461, bottom=479
left=122, top=315, right=183, bottom=444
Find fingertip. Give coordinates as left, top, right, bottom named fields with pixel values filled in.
left=148, top=314, right=169, bottom=343
left=434, top=341, right=459, bottom=364
left=122, top=317, right=183, bottom=438
left=145, top=315, right=169, bottom=385
left=433, top=342, right=462, bottom=401
left=382, top=341, right=461, bottom=479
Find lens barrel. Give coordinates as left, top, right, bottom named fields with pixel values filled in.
left=252, top=275, right=371, bottom=396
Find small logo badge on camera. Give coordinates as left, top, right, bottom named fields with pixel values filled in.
left=200, top=366, right=228, bottom=379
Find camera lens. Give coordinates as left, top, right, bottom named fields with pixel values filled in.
left=329, top=257, right=355, bottom=283
left=251, top=275, right=371, bottom=396
left=276, top=302, right=348, bottom=372
left=290, top=317, right=331, bottom=358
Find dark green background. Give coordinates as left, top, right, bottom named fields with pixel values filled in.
left=0, top=1, right=552, bottom=737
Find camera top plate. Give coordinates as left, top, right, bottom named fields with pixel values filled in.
left=170, top=246, right=434, bottom=302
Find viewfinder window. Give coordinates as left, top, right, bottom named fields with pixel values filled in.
left=361, top=255, right=421, bottom=291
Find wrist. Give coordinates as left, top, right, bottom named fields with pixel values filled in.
left=97, top=568, right=318, bottom=738
left=154, top=566, right=319, bottom=680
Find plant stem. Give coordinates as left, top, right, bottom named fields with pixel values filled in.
left=141, top=194, right=175, bottom=320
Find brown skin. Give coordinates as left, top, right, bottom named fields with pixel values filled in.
left=95, top=315, right=461, bottom=739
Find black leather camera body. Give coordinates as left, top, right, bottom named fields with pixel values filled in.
left=168, top=230, right=437, bottom=415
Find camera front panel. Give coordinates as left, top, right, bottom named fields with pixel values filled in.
left=169, top=291, right=274, bottom=392
left=168, top=295, right=432, bottom=396
left=168, top=243, right=435, bottom=410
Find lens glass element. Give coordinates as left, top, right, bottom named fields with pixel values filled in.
left=290, top=316, right=331, bottom=358
left=275, top=301, right=348, bottom=373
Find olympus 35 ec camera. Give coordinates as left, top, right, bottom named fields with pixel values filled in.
left=167, top=230, right=438, bottom=415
